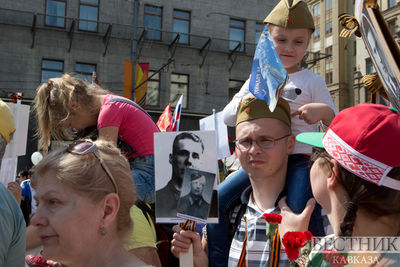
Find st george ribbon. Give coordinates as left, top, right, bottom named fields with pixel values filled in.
left=249, top=26, right=288, bottom=112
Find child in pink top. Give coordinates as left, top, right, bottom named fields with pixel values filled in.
left=34, top=74, right=160, bottom=203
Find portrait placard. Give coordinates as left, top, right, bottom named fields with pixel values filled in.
left=356, top=0, right=400, bottom=109
left=154, top=131, right=218, bottom=223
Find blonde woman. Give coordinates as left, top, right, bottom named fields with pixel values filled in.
left=30, top=139, right=153, bottom=267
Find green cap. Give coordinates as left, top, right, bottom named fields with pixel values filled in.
left=236, top=97, right=291, bottom=127
left=264, top=0, right=315, bottom=31
left=296, top=132, right=324, bottom=148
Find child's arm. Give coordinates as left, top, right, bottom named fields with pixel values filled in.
left=98, top=126, right=119, bottom=146
left=291, top=103, right=335, bottom=126
left=222, top=78, right=251, bottom=127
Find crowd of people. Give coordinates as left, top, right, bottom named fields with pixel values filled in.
left=0, top=0, right=399, bottom=266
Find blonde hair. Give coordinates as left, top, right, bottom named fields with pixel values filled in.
left=33, top=74, right=109, bottom=151
left=31, top=139, right=135, bottom=238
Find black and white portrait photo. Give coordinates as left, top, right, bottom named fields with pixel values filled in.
left=154, top=131, right=218, bottom=223
left=360, top=6, right=400, bottom=109
left=176, top=168, right=215, bottom=223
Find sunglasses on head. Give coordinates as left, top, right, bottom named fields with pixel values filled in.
left=67, top=140, right=118, bottom=194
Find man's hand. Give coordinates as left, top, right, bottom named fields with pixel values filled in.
left=7, top=181, right=22, bottom=205
left=171, top=225, right=208, bottom=267
left=278, top=197, right=315, bottom=238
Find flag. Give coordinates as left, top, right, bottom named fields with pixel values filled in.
left=249, top=25, right=288, bottom=112
left=92, top=71, right=99, bottom=85
left=157, top=104, right=172, bottom=132
left=171, top=95, right=183, bottom=132
left=123, top=61, right=149, bottom=108
left=135, top=63, right=149, bottom=108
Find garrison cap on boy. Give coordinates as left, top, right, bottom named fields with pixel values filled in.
left=264, top=0, right=315, bottom=31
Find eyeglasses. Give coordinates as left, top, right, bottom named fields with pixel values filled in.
left=234, top=134, right=291, bottom=151
left=67, top=140, right=118, bottom=194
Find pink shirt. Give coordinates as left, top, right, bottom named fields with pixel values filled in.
left=97, top=94, right=160, bottom=157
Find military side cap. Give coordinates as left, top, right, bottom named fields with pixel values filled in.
left=264, top=0, right=315, bottom=31
left=236, top=97, right=291, bottom=127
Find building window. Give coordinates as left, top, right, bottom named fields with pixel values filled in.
left=313, top=3, right=320, bottom=17
left=41, top=59, right=64, bottom=82
left=229, top=80, right=244, bottom=101
left=354, top=40, right=357, bottom=56
left=366, top=58, right=375, bottom=74
left=313, top=27, right=320, bottom=41
left=79, top=0, right=99, bottom=32
left=325, top=46, right=332, bottom=56
left=173, top=10, right=190, bottom=44
left=313, top=4, right=320, bottom=31
left=45, top=0, right=66, bottom=28
left=170, top=73, right=188, bottom=108
left=146, top=71, right=160, bottom=106
left=256, top=22, right=264, bottom=43
left=325, top=46, right=333, bottom=84
left=389, top=0, right=396, bottom=8
left=229, top=18, right=245, bottom=52
left=388, top=20, right=396, bottom=35
left=326, top=0, right=332, bottom=19
left=326, top=0, right=332, bottom=10
left=311, top=61, right=321, bottom=76
left=144, top=5, right=162, bottom=40
left=75, top=63, right=96, bottom=82
left=325, top=21, right=332, bottom=35
left=325, top=62, right=333, bottom=84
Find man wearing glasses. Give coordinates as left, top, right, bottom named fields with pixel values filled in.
left=172, top=97, right=295, bottom=266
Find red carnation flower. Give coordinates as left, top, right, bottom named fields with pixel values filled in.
left=282, top=231, right=308, bottom=261
left=262, top=213, right=282, bottom=224
left=304, top=230, right=313, bottom=241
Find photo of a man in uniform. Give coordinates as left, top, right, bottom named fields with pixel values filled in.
left=177, top=169, right=213, bottom=220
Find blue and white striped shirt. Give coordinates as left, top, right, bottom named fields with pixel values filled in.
left=228, top=187, right=289, bottom=267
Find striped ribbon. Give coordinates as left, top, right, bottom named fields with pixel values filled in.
left=236, top=217, right=281, bottom=267
left=179, top=220, right=196, bottom=232
left=237, top=216, right=248, bottom=267
left=269, top=227, right=281, bottom=267
left=338, top=13, right=361, bottom=38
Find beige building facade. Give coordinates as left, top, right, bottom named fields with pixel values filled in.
left=306, top=0, right=399, bottom=110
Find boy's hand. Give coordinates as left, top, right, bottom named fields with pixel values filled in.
left=292, top=103, right=335, bottom=126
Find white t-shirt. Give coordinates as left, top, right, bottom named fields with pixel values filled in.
left=222, top=69, right=337, bottom=154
